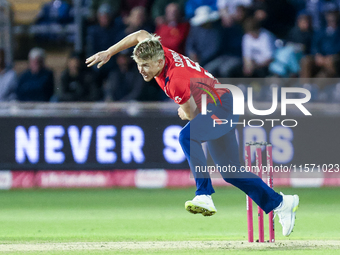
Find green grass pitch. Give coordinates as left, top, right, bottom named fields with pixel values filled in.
left=0, top=187, right=339, bottom=254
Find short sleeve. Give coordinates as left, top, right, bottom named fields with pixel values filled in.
left=169, top=77, right=191, bottom=104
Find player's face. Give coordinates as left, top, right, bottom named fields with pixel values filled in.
left=135, top=58, right=164, bottom=82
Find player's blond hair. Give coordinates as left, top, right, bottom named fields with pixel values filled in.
left=132, top=34, right=164, bottom=61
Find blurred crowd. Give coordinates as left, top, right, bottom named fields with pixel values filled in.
left=1, top=0, right=340, bottom=103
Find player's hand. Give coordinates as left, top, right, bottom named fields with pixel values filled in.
left=86, top=50, right=111, bottom=68
left=178, top=107, right=188, bottom=120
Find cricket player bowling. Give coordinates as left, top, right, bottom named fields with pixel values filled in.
left=86, top=30, right=299, bottom=237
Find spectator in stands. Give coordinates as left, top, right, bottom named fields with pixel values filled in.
left=286, top=11, right=313, bottom=54
left=185, top=0, right=218, bottom=20
left=120, top=0, right=153, bottom=18
left=152, top=0, right=186, bottom=26
left=104, top=50, right=144, bottom=101
left=86, top=0, right=122, bottom=23
left=204, top=2, right=245, bottom=77
left=86, top=3, right=124, bottom=91
left=217, top=0, right=252, bottom=27
left=58, top=52, right=100, bottom=102
left=236, top=5, right=250, bottom=24
left=35, top=0, right=73, bottom=25
left=305, top=0, right=340, bottom=31
left=300, top=6, right=340, bottom=78
left=0, top=49, right=17, bottom=101
left=121, top=6, right=154, bottom=36
left=155, top=3, right=190, bottom=54
left=269, top=11, right=313, bottom=77
left=269, top=45, right=303, bottom=78
left=185, top=6, right=223, bottom=67
left=16, top=48, right=54, bottom=102
left=242, top=17, right=276, bottom=77
left=87, top=3, right=124, bottom=57
left=152, top=0, right=185, bottom=26
left=34, top=0, right=73, bottom=42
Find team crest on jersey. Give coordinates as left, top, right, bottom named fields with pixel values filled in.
left=175, top=96, right=182, bottom=103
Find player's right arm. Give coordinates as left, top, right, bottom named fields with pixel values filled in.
left=85, top=30, right=151, bottom=69
left=178, top=96, right=199, bottom=121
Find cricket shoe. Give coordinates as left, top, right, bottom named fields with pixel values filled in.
left=185, top=195, right=217, bottom=216
left=274, top=192, right=299, bottom=236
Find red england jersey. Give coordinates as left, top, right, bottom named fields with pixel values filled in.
left=154, top=46, right=228, bottom=110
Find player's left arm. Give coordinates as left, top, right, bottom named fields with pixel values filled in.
left=178, top=96, right=199, bottom=121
